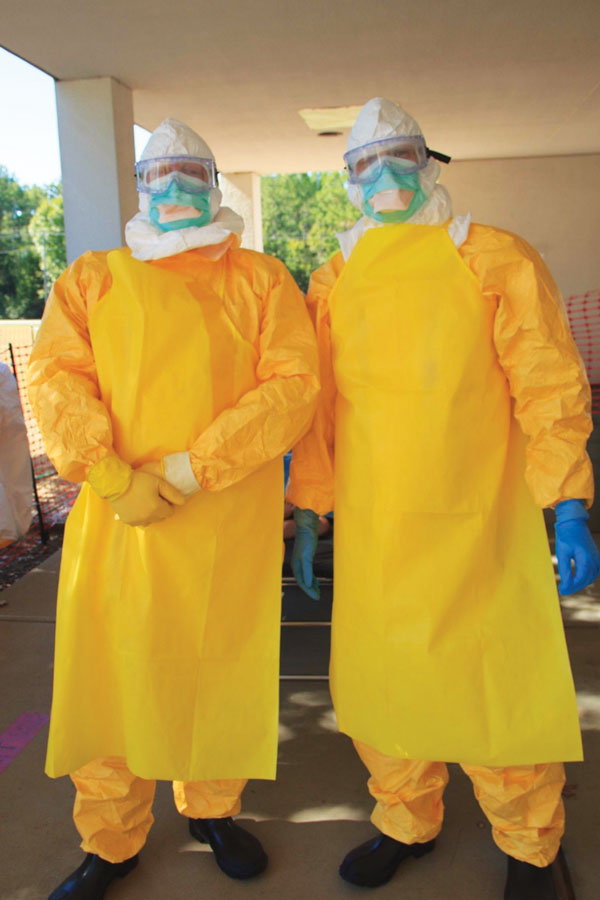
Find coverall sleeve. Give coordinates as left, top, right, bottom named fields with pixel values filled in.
left=188, top=260, right=320, bottom=491
left=27, top=254, right=131, bottom=498
left=285, top=253, right=343, bottom=515
left=461, top=226, right=594, bottom=509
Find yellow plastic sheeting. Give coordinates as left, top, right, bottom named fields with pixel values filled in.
left=356, top=740, right=565, bottom=867
left=72, top=757, right=246, bottom=863
left=292, top=223, right=586, bottom=766
left=28, top=246, right=319, bottom=781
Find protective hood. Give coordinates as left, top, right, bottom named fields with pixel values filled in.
left=338, top=98, right=455, bottom=257
left=125, top=118, right=244, bottom=261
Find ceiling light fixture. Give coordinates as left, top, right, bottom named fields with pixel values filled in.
left=299, top=106, right=362, bottom=132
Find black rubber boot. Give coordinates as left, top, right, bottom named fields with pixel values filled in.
left=504, top=856, right=557, bottom=900
left=339, top=832, right=436, bottom=887
left=48, top=853, right=138, bottom=900
left=188, top=816, right=268, bottom=879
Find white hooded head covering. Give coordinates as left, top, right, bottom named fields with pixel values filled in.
left=125, top=118, right=244, bottom=261
left=338, top=98, right=464, bottom=259
left=345, top=98, right=452, bottom=224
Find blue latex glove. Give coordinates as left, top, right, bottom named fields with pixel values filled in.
left=291, top=508, right=320, bottom=600
left=554, top=500, right=600, bottom=595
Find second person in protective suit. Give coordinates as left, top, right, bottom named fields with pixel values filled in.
left=288, top=97, right=600, bottom=900
left=28, top=118, right=319, bottom=900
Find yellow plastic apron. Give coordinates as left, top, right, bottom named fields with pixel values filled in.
left=46, top=249, right=283, bottom=781
left=328, top=224, right=582, bottom=766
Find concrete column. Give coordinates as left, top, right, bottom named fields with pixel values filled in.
left=55, top=77, right=138, bottom=262
left=220, top=173, right=263, bottom=251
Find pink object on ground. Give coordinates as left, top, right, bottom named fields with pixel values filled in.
left=0, top=713, right=50, bottom=773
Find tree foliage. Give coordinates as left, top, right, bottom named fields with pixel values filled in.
left=29, top=191, right=66, bottom=292
left=0, top=168, right=65, bottom=319
left=262, top=172, right=358, bottom=292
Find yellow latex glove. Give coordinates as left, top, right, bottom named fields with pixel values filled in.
left=109, top=468, right=185, bottom=527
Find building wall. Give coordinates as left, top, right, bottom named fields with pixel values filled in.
left=0, top=320, right=39, bottom=352
left=440, top=154, right=600, bottom=299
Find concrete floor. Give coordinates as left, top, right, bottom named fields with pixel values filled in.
left=0, top=550, right=599, bottom=900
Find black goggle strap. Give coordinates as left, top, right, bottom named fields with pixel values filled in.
left=426, top=147, right=452, bottom=165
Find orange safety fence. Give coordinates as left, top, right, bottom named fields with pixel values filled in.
left=565, top=289, right=600, bottom=415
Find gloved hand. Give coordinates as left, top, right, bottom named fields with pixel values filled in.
left=291, top=508, right=321, bottom=600
left=110, top=469, right=185, bottom=527
left=554, top=499, right=600, bottom=595
left=138, top=460, right=165, bottom=479
left=139, top=455, right=201, bottom=498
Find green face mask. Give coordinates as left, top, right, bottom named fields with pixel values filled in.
left=148, top=182, right=212, bottom=232
left=361, top=168, right=428, bottom=223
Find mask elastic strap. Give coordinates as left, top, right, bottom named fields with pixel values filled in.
left=426, top=148, right=452, bottom=165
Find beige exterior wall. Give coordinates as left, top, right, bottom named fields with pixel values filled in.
left=439, top=154, right=600, bottom=299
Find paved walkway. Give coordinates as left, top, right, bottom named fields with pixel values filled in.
left=1, top=550, right=598, bottom=899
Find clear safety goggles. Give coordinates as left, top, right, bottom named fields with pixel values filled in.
left=135, top=156, right=218, bottom=194
left=344, top=135, right=430, bottom=185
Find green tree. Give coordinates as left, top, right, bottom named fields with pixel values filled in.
left=306, top=172, right=358, bottom=267
left=0, top=168, right=48, bottom=318
left=29, top=189, right=66, bottom=296
left=0, top=171, right=66, bottom=319
left=262, top=172, right=358, bottom=292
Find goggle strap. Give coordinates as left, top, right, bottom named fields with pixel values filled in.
left=426, top=147, right=452, bottom=165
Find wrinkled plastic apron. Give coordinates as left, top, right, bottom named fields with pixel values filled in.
left=328, top=224, right=582, bottom=765
left=46, top=249, right=282, bottom=781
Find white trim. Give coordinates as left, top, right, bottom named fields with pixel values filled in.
left=163, top=451, right=201, bottom=496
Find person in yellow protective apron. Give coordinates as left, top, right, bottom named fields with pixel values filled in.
left=28, top=119, right=319, bottom=900
left=287, top=98, right=600, bottom=900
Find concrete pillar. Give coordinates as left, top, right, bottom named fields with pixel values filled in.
left=220, top=173, right=263, bottom=251
left=55, top=77, right=138, bottom=262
